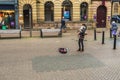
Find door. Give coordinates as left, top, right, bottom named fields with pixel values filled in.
left=62, top=0, right=73, bottom=21
left=96, top=5, right=107, bottom=28
left=23, top=4, right=32, bottom=29
left=23, top=10, right=29, bottom=28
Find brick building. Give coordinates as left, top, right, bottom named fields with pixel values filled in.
left=13, top=0, right=120, bottom=29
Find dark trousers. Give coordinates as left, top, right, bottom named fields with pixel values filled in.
left=78, top=38, right=84, bottom=51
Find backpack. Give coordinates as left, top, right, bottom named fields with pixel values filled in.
left=58, top=48, right=67, bottom=54
left=111, top=23, right=118, bottom=31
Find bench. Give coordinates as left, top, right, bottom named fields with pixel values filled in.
left=0, top=29, right=22, bottom=38
left=40, top=29, right=62, bottom=38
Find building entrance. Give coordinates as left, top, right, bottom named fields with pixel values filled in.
left=45, top=1, right=54, bottom=21
left=23, top=4, right=32, bottom=29
left=62, top=0, right=72, bottom=21
left=80, top=2, right=88, bottom=21
left=96, top=5, right=107, bottom=28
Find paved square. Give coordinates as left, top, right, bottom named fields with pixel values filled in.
left=32, top=54, right=104, bottom=72
left=0, top=30, right=120, bottom=80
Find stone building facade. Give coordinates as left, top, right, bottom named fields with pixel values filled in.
left=18, top=0, right=120, bottom=29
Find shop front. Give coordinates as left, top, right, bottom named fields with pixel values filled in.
left=0, top=0, right=18, bottom=29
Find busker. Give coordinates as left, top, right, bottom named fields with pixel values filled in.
left=77, top=24, right=87, bottom=52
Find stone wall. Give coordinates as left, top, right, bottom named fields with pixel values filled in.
left=31, top=21, right=94, bottom=30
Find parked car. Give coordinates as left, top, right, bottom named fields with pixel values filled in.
left=111, top=15, right=120, bottom=23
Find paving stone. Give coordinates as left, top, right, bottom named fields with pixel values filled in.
left=0, top=30, right=120, bottom=80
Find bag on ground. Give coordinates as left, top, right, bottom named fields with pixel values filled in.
left=58, top=48, right=67, bottom=54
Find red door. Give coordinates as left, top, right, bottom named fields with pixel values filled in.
left=96, top=5, right=107, bottom=28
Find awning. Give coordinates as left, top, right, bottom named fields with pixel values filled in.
left=0, top=5, right=14, bottom=10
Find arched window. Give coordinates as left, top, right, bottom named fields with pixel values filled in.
left=80, top=2, right=88, bottom=21
left=44, top=1, right=54, bottom=21
left=113, top=2, right=118, bottom=14
left=23, top=4, right=32, bottom=29
left=96, top=5, right=107, bottom=28
left=62, top=0, right=73, bottom=21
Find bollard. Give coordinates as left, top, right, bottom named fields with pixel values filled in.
left=110, top=28, right=112, bottom=38
left=113, top=35, right=116, bottom=50
left=102, top=31, right=105, bottom=44
left=30, top=29, right=32, bottom=37
left=94, top=28, right=96, bottom=40
left=40, top=29, right=43, bottom=38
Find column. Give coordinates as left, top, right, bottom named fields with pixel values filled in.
left=54, top=4, right=62, bottom=22
left=72, top=3, right=80, bottom=21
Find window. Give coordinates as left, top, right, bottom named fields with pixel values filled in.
left=113, top=2, right=118, bottom=14
left=80, top=2, right=88, bottom=21
left=44, top=1, right=54, bottom=21
left=62, top=0, right=73, bottom=21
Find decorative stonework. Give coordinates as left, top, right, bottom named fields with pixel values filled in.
left=18, top=0, right=113, bottom=29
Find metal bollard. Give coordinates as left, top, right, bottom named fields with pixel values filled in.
left=102, top=31, right=105, bottom=44
left=40, top=29, right=43, bottom=38
left=94, top=28, right=96, bottom=40
left=30, top=29, right=32, bottom=37
left=110, top=28, right=112, bottom=38
left=113, top=35, right=117, bottom=50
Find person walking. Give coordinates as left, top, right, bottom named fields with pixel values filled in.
left=77, top=24, right=87, bottom=52
left=60, top=17, right=66, bottom=33
left=111, top=21, right=118, bottom=36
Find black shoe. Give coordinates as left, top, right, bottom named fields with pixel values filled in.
left=77, top=49, right=81, bottom=51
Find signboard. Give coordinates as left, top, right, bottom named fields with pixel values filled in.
left=0, top=0, right=15, bottom=4
left=0, top=0, right=14, bottom=1
left=64, top=11, right=70, bottom=19
left=0, top=5, right=14, bottom=10
left=111, top=0, right=120, bottom=2
left=108, top=16, right=110, bottom=21
left=93, top=14, right=96, bottom=21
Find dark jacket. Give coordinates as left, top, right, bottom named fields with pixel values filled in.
left=111, top=23, right=118, bottom=31
left=61, top=19, right=65, bottom=26
left=79, top=30, right=85, bottom=39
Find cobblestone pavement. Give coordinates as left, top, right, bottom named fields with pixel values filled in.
left=0, top=29, right=120, bottom=80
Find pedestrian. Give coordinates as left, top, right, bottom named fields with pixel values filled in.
left=77, top=24, right=87, bottom=52
left=111, top=21, right=118, bottom=36
left=60, top=17, right=67, bottom=33
left=82, top=24, right=87, bottom=31
left=82, top=24, right=87, bottom=40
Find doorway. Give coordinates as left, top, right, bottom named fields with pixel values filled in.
left=96, top=5, right=107, bottom=28
left=62, top=0, right=73, bottom=21
left=44, top=1, right=54, bottom=21
left=23, top=4, right=32, bottom=29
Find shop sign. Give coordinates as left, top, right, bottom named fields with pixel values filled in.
left=0, top=5, right=14, bottom=10
left=0, top=0, right=14, bottom=1
left=0, top=0, right=14, bottom=2
left=64, top=11, right=70, bottom=19
left=111, top=0, right=120, bottom=2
